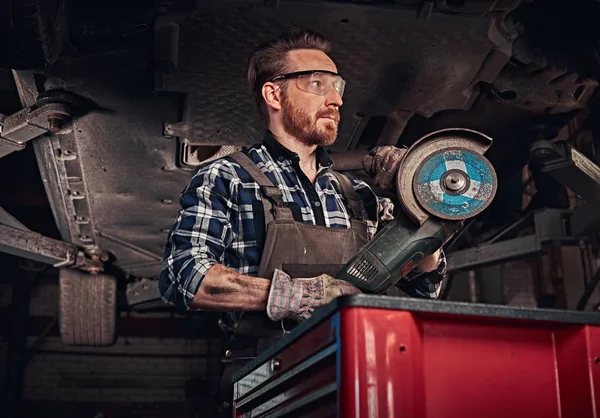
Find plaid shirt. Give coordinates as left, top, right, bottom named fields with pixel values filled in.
left=160, top=132, right=447, bottom=311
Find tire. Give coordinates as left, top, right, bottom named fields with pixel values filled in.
left=59, top=268, right=117, bottom=346
left=0, top=0, right=68, bottom=69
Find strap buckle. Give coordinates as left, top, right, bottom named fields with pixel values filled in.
left=344, top=196, right=365, bottom=221
left=260, top=185, right=286, bottom=207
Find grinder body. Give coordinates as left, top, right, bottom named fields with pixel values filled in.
left=337, top=217, right=462, bottom=294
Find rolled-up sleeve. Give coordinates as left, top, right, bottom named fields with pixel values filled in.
left=159, top=161, right=237, bottom=310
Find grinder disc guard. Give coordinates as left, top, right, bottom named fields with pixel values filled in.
left=397, top=128, right=497, bottom=224
left=414, top=148, right=496, bottom=220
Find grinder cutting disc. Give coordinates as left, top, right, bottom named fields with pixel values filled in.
left=413, top=147, right=497, bottom=220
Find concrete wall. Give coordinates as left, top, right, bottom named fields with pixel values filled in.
left=20, top=337, right=225, bottom=418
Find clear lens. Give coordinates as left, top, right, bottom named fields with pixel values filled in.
left=297, top=72, right=345, bottom=98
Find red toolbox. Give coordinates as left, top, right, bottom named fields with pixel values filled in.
left=232, top=295, right=600, bottom=418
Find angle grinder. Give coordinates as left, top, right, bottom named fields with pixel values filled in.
left=336, top=128, right=498, bottom=294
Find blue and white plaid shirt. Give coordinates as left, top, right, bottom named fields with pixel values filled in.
left=160, top=132, right=446, bottom=311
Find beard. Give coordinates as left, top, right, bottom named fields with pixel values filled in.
left=281, top=94, right=340, bottom=147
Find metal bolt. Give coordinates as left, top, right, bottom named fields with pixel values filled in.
left=225, top=349, right=232, bottom=357
left=445, top=172, right=466, bottom=191
left=47, top=113, right=64, bottom=133
left=222, top=401, right=230, bottom=408
left=270, top=358, right=281, bottom=372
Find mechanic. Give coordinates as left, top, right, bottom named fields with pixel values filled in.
left=159, top=30, right=446, bottom=414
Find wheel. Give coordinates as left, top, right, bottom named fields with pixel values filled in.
left=0, top=0, right=68, bottom=69
left=58, top=268, right=117, bottom=346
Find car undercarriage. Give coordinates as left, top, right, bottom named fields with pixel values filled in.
left=1, top=0, right=600, bottom=346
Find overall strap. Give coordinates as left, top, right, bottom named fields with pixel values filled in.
left=229, top=152, right=294, bottom=222
left=331, top=171, right=367, bottom=222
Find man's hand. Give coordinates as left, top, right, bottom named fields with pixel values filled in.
left=417, top=249, right=442, bottom=273
left=266, top=269, right=361, bottom=322
left=362, top=145, right=407, bottom=189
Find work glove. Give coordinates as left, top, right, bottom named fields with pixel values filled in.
left=362, top=145, right=407, bottom=189
left=266, top=269, right=361, bottom=322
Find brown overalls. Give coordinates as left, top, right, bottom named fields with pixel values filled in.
left=216, top=151, right=370, bottom=414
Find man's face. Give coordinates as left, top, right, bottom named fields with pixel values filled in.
left=279, top=50, right=343, bottom=147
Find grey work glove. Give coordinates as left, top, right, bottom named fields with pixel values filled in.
left=266, top=269, right=361, bottom=322
left=362, top=145, right=407, bottom=189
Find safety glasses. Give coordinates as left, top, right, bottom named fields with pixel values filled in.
left=269, top=70, right=346, bottom=98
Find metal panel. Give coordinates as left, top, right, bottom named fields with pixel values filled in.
left=554, top=327, right=597, bottom=416
left=156, top=2, right=515, bottom=150
left=339, top=309, right=426, bottom=418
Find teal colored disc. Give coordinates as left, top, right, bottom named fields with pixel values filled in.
left=413, top=148, right=497, bottom=220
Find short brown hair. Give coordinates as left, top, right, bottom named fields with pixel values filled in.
left=247, top=30, right=331, bottom=123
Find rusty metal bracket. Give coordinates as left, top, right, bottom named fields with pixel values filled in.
left=0, top=102, right=71, bottom=159
left=0, top=207, right=104, bottom=274
left=125, top=278, right=162, bottom=307
left=0, top=223, right=78, bottom=268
